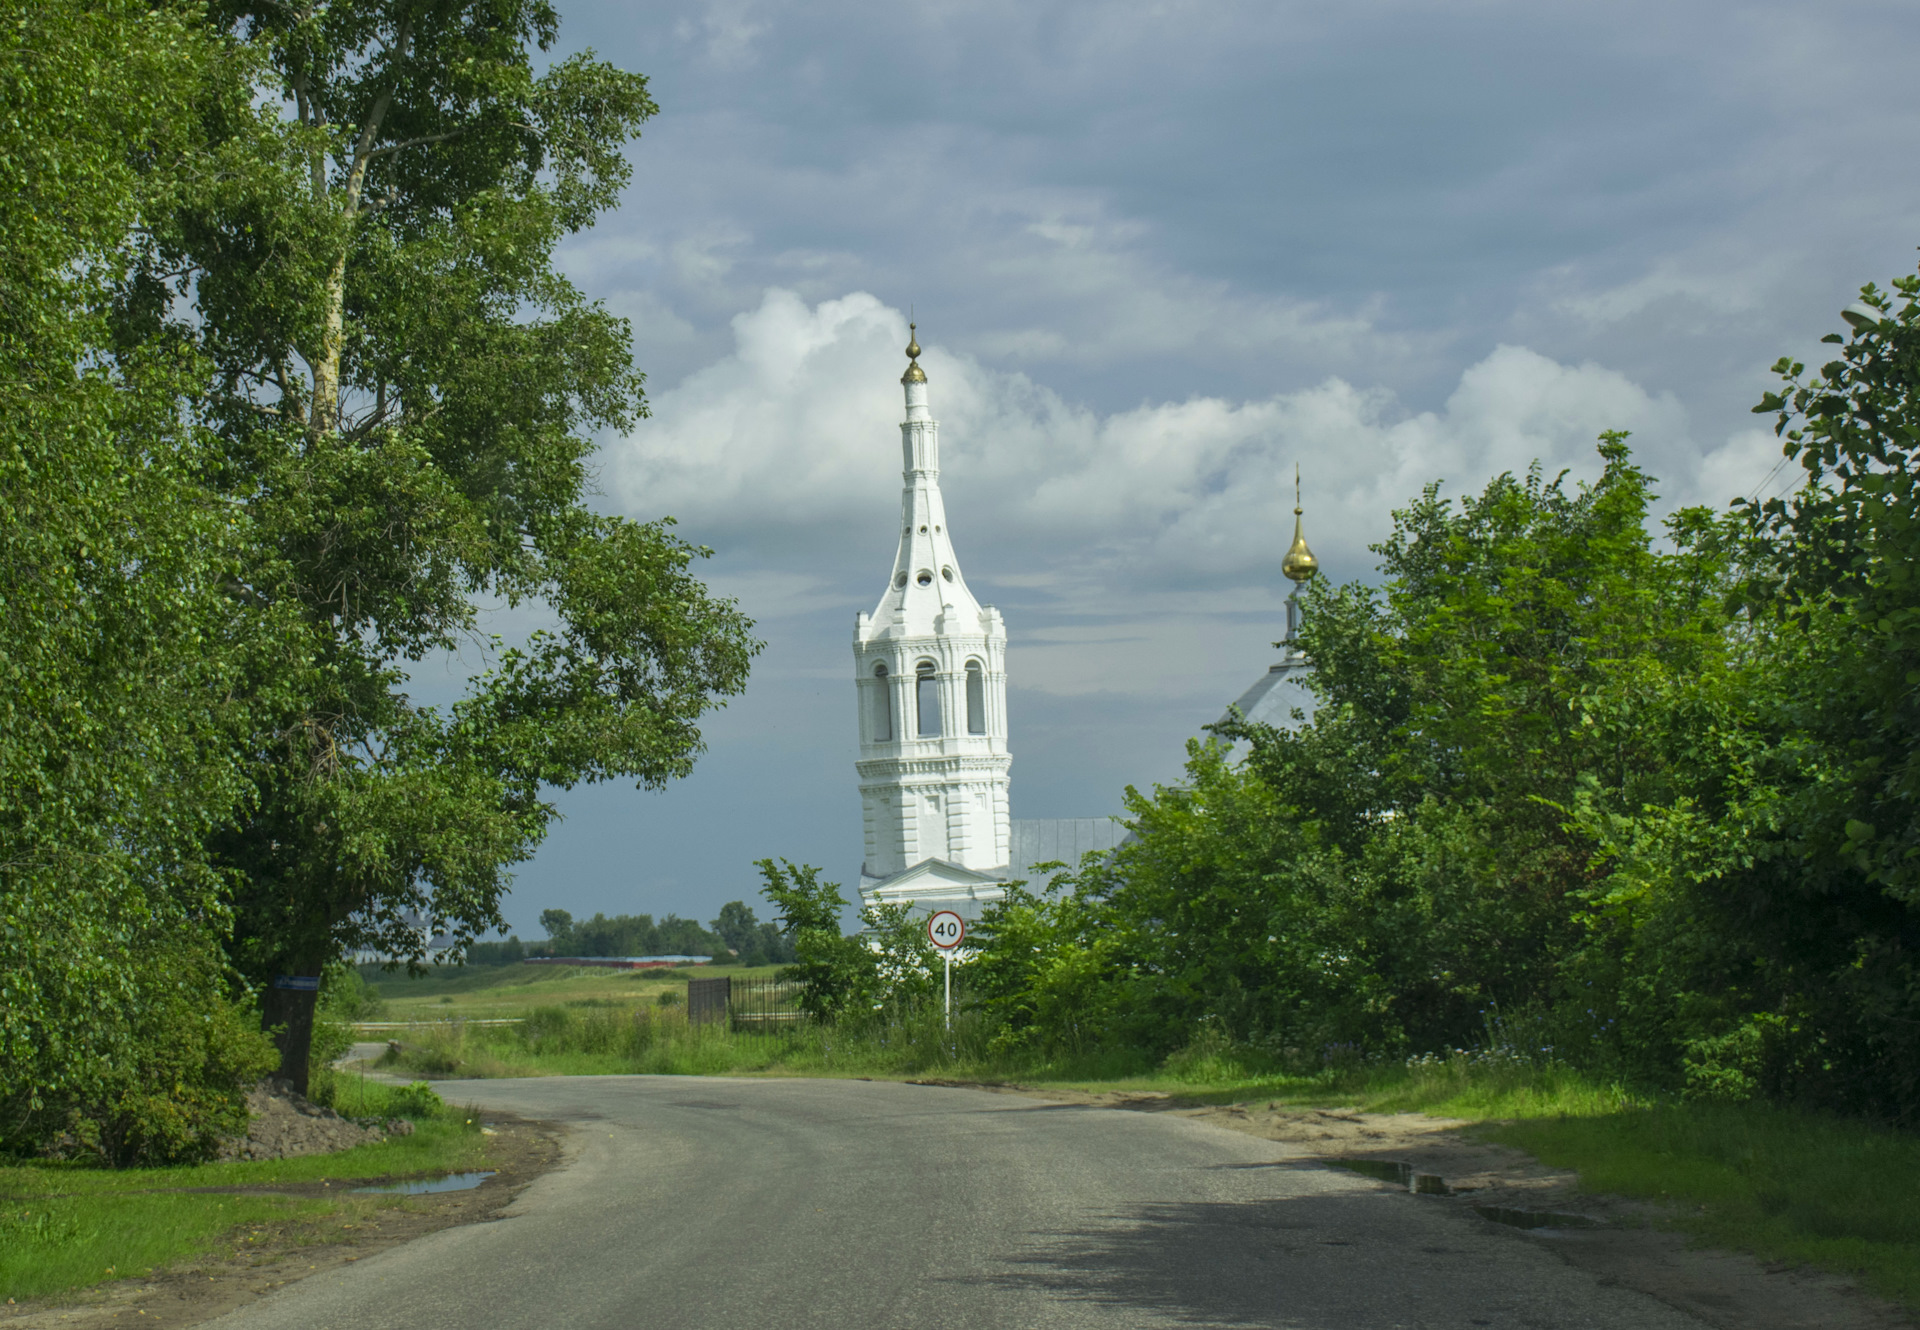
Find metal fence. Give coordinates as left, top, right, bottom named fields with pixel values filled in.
left=724, top=976, right=806, bottom=1030
left=686, top=976, right=731, bottom=1025
left=682, top=975, right=807, bottom=1028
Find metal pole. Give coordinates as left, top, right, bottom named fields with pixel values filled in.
left=944, top=949, right=952, bottom=1031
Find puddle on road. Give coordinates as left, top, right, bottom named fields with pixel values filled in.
left=353, top=1170, right=496, bottom=1195
left=1329, top=1158, right=1452, bottom=1194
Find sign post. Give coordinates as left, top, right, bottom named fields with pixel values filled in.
left=926, top=910, right=965, bottom=1031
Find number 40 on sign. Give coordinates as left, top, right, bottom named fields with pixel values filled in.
left=927, top=910, right=965, bottom=950
left=927, top=910, right=965, bottom=1029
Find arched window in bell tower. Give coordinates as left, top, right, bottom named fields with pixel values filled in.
left=965, top=660, right=985, bottom=735
left=915, top=660, right=941, bottom=737
left=872, top=663, right=892, bottom=741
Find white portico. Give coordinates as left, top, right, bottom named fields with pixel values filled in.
left=854, top=327, right=1011, bottom=917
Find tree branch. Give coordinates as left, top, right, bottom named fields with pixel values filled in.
left=364, top=128, right=467, bottom=160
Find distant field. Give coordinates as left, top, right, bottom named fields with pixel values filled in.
left=359, top=961, right=789, bottom=1022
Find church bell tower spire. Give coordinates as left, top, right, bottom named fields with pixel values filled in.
left=1280, top=463, right=1318, bottom=648
left=851, top=324, right=1012, bottom=910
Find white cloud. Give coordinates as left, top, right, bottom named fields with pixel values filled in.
left=614, top=289, right=1771, bottom=618
left=674, top=0, right=768, bottom=68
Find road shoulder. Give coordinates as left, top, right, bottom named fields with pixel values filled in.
left=1, top=1115, right=564, bottom=1330
left=911, top=1078, right=1913, bottom=1330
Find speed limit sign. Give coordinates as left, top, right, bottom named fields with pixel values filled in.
left=927, top=910, right=965, bottom=1030
left=927, top=910, right=966, bottom=950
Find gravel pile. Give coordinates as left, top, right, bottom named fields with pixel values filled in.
left=218, top=1079, right=416, bottom=1161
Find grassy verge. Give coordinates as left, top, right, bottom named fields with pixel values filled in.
left=0, top=1081, right=485, bottom=1303
left=1486, top=1103, right=1920, bottom=1310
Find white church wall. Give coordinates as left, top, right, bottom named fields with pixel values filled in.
left=853, top=328, right=1013, bottom=893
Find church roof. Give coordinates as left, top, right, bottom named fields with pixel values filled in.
left=865, top=857, right=1006, bottom=893
left=859, top=325, right=994, bottom=642
left=1219, top=661, right=1314, bottom=730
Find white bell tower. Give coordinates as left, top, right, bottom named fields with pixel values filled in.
left=853, top=326, right=1012, bottom=910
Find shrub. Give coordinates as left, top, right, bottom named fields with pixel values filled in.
left=1, top=940, right=275, bottom=1166
left=386, top=1082, right=446, bottom=1121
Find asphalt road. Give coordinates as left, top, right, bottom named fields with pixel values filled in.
left=208, top=1076, right=1708, bottom=1330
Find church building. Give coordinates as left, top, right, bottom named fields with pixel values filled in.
left=1220, top=467, right=1321, bottom=729
left=850, top=328, right=1314, bottom=921
left=853, top=327, right=1017, bottom=919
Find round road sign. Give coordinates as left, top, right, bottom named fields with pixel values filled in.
left=927, top=910, right=966, bottom=950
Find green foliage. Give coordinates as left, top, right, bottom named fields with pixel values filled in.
left=3, top=0, right=756, bottom=1131
left=972, top=865, right=1127, bottom=1058
left=710, top=899, right=795, bottom=965
left=2, top=943, right=276, bottom=1167
left=465, top=936, right=528, bottom=965
left=959, top=263, right=1920, bottom=1124
left=757, top=859, right=877, bottom=1021
left=858, top=899, right=941, bottom=1011
left=533, top=910, right=725, bottom=959
left=0, top=0, right=281, bottom=1163
left=967, top=437, right=1734, bottom=1068
left=384, top=1081, right=446, bottom=1121
left=1565, top=269, right=1920, bottom=1119
left=142, top=0, right=763, bottom=1010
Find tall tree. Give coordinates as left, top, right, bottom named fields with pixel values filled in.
left=0, top=0, right=276, bottom=1156
left=969, top=439, right=1736, bottom=1061
left=1749, top=278, right=1920, bottom=910
left=160, top=0, right=758, bottom=1084
left=1618, top=272, right=1920, bottom=1116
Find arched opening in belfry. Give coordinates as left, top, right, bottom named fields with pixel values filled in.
left=872, top=663, right=892, bottom=741
left=965, top=660, right=986, bottom=735
left=916, top=660, right=941, bottom=737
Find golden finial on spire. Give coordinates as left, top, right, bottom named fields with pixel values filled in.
left=1281, top=463, right=1319, bottom=583
left=901, top=320, right=927, bottom=384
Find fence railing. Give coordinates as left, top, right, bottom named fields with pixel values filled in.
left=686, top=975, right=806, bottom=1029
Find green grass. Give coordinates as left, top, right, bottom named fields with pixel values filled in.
left=0, top=1084, right=486, bottom=1303
left=361, top=961, right=777, bottom=1022
left=0, top=1190, right=334, bottom=1300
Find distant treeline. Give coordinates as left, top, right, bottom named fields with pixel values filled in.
left=465, top=902, right=796, bottom=967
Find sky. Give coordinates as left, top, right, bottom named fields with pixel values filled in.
left=437, top=0, right=1920, bottom=940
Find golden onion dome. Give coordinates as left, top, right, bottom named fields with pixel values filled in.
left=1281, top=513, right=1318, bottom=582
left=1280, top=465, right=1318, bottom=583
left=901, top=322, right=927, bottom=384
